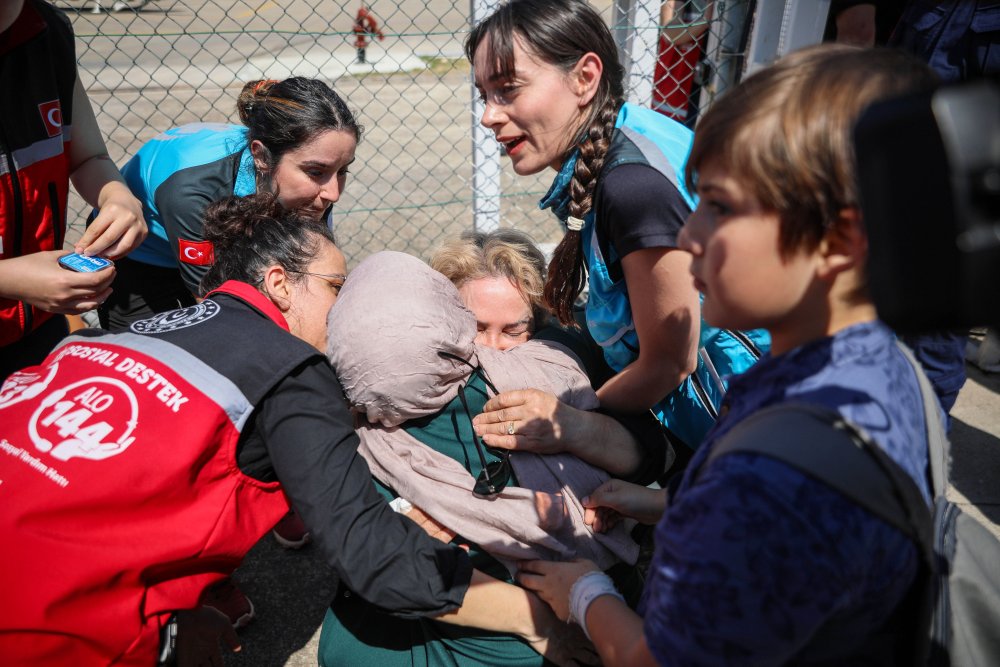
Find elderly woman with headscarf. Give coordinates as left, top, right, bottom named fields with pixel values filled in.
left=319, top=250, right=645, bottom=667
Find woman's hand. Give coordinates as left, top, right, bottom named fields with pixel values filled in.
left=75, top=182, right=147, bottom=259
left=517, top=559, right=601, bottom=623
left=472, top=388, right=578, bottom=454
left=521, top=587, right=599, bottom=666
left=520, top=560, right=657, bottom=667
left=583, top=479, right=667, bottom=531
left=473, top=389, right=647, bottom=478
left=0, top=251, right=114, bottom=314
left=175, top=606, right=241, bottom=667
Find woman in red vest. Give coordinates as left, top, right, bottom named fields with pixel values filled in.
left=0, top=193, right=582, bottom=666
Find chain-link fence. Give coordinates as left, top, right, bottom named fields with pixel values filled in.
left=59, top=0, right=751, bottom=264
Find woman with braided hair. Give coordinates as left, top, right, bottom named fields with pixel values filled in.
left=465, top=0, right=752, bottom=453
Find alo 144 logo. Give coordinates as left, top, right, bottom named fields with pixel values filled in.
left=25, top=377, right=140, bottom=462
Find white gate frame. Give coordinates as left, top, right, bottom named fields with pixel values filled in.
left=611, top=0, right=661, bottom=106
left=470, top=0, right=503, bottom=232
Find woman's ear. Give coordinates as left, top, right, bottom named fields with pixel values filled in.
left=261, top=264, right=293, bottom=312
left=572, top=52, right=604, bottom=107
left=817, top=207, right=867, bottom=280
left=250, top=139, right=269, bottom=174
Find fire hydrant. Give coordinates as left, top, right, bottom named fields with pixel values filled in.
left=353, top=6, right=384, bottom=64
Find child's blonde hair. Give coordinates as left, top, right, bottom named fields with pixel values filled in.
left=687, top=44, right=937, bottom=255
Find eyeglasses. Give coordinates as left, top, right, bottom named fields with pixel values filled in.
left=288, top=270, right=347, bottom=290
left=439, top=350, right=512, bottom=497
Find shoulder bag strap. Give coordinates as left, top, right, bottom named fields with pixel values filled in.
left=702, top=401, right=933, bottom=564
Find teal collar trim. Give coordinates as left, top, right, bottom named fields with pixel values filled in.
left=538, top=149, right=579, bottom=224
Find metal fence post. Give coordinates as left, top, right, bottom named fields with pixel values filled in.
left=470, top=0, right=502, bottom=233
left=612, top=0, right=660, bottom=105
left=701, top=0, right=752, bottom=102
left=744, top=0, right=832, bottom=73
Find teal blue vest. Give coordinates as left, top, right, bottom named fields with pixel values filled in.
left=540, top=103, right=771, bottom=448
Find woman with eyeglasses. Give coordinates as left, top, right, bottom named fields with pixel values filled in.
left=93, top=76, right=360, bottom=582
left=318, top=250, right=644, bottom=667
left=0, top=194, right=593, bottom=667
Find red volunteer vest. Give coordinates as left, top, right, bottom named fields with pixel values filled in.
left=0, top=1, right=77, bottom=346
left=0, top=282, right=312, bottom=665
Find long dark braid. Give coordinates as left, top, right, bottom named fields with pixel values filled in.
left=545, top=96, right=619, bottom=325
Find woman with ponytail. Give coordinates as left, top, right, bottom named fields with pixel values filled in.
left=465, top=0, right=758, bottom=453
left=98, top=77, right=361, bottom=331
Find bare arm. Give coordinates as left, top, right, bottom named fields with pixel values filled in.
left=518, top=559, right=658, bottom=667
left=67, top=77, right=146, bottom=258
left=660, top=0, right=712, bottom=45
left=579, top=596, right=658, bottom=667
left=402, top=505, right=594, bottom=666
left=596, top=247, right=700, bottom=413
left=432, top=569, right=594, bottom=667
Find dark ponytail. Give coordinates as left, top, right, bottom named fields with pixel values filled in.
left=465, top=0, right=625, bottom=326
left=199, top=193, right=336, bottom=293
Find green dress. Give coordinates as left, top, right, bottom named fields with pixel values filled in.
left=318, top=374, right=640, bottom=667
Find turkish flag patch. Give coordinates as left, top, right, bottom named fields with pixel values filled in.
left=38, top=100, right=62, bottom=137
left=178, top=239, right=215, bottom=266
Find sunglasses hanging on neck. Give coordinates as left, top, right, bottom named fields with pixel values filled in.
left=437, top=350, right=511, bottom=497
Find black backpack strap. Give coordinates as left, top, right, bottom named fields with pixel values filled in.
left=702, top=402, right=933, bottom=564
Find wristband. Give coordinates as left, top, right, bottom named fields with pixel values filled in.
left=389, top=497, right=413, bottom=514
left=568, top=571, right=624, bottom=640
